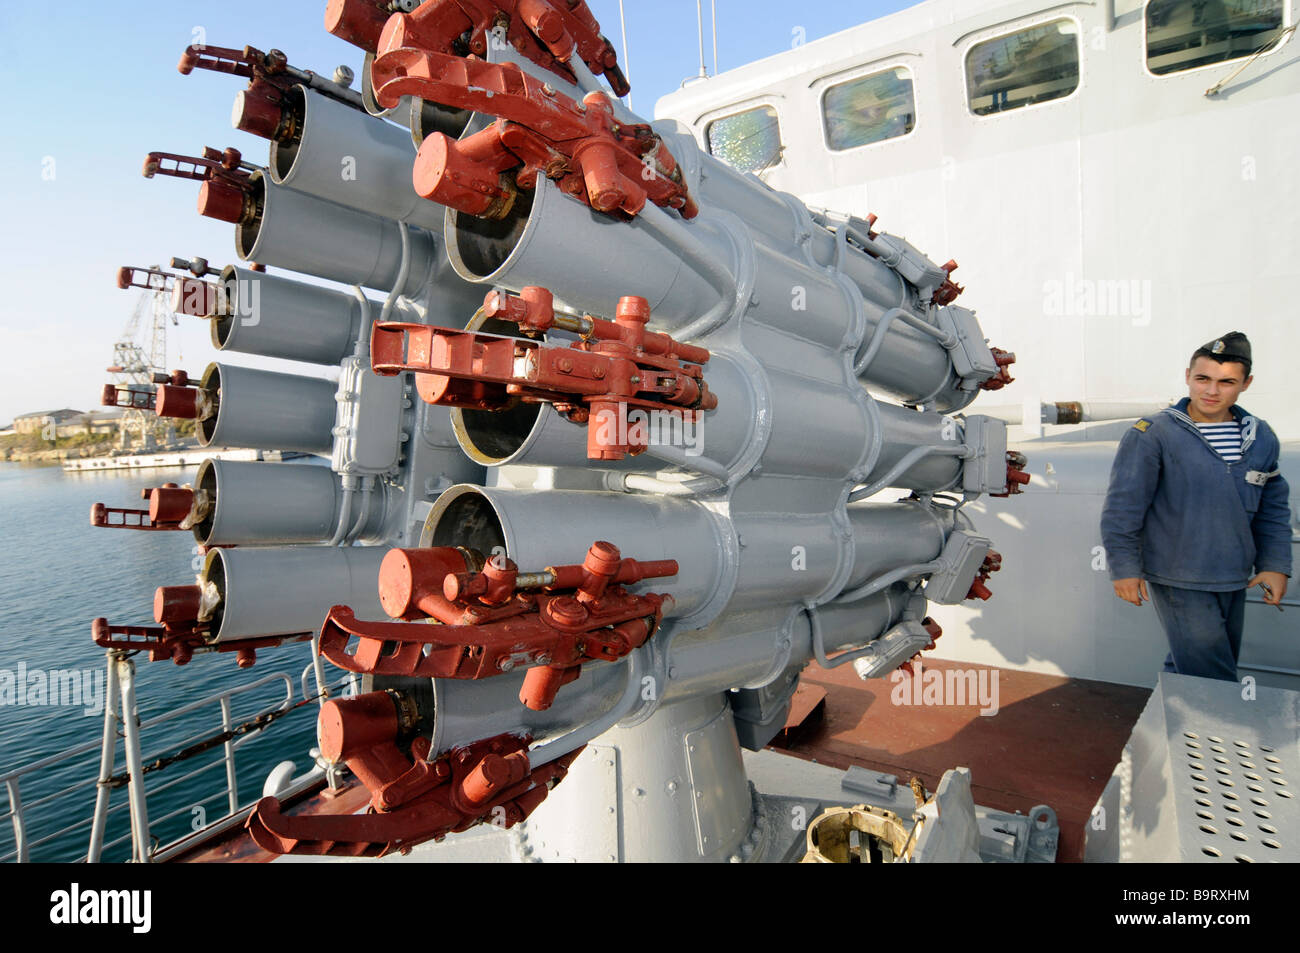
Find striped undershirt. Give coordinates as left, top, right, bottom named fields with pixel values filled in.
left=1195, top=420, right=1242, bottom=462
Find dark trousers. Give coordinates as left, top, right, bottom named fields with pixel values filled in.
left=1146, top=582, right=1246, bottom=682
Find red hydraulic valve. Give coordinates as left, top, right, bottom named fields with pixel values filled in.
left=319, top=540, right=676, bottom=711
left=369, top=46, right=693, bottom=220
left=372, top=288, right=715, bottom=460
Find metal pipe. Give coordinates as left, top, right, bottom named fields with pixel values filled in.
left=86, top=652, right=122, bottom=863
left=848, top=445, right=971, bottom=502
left=219, top=696, right=239, bottom=816
left=618, top=0, right=632, bottom=109
left=6, top=779, right=24, bottom=864
left=116, top=657, right=151, bottom=863
left=833, top=560, right=941, bottom=606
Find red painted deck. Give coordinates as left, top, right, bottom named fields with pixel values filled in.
left=775, top=657, right=1152, bottom=862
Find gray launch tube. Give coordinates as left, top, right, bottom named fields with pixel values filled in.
left=422, top=484, right=727, bottom=620
left=269, top=86, right=446, bottom=232
left=235, top=171, right=436, bottom=294
left=214, top=265, right=365, bottom=366
left=198, top=363, right=337, bottom=454
left=201, top=545, right=387, bottom=643
left=193, top=459, right=384, bottom=546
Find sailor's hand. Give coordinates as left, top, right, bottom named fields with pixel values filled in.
left=1113, top=578, right=1148, bottom=606
left=1249, top=572, right=1288, bottom=607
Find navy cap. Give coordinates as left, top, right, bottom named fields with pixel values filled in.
left=1195, top=331, right=1251, bottom=366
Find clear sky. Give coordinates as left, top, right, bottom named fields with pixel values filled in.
left=0, top=0, right=915, bottom=426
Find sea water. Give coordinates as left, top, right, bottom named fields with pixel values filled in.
left=0, top=463, right=322, bottom=862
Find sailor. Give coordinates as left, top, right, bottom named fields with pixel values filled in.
left=1100, top=331, right=1292, bottom=681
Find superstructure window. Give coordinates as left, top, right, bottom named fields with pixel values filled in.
left=823, top=67, right=916, bottom=150
left=965, top=19, right=1080, bottom=116
left=1146, top=0, right=1286, bottom=75
left=705, top=106, right=782, bottom=174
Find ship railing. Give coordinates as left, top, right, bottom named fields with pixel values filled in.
left=0, top=651, right=356, bottom=863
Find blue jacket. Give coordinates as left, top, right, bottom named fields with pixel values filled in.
left=1100, top=398, right=1293, bottom=591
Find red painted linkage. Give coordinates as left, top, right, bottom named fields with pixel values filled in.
left=100, top=370, right=193, bottom=413
left=177, top=44, right=305, bottom=142
left=979, top=347, right=1017, bottom=391
left=89, top=483, right=193, bottom=532
left=319, top=541, right=676, bottom=712
left=372, top=288, right=715, bottom=460
left=142, top=147, right=256, bottom=225
left=327, top=0, right=628, bottom=96
left=247, top=700, right=582, bottom=856
left=370, top=46, right=693, bottom=220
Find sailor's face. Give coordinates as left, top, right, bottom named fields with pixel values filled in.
left=1185, top=357, right=1251, bottom=421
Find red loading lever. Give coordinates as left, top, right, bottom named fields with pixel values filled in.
left=246, top=718, right=582, bottom=857
left=372, top=289, right=715, bottom=460
left=142, top=147, right=256, bottom=224
left=101, top=370, right=192, bottom=413
left=89, top=483, right=194, bottom=532
left=101, top=384, right=154, bottom=411
left=177, top=43, right=306, bottom=141
left=369, top=48, right=692, bottom=220
left=319, top=541, right=676, bottom=711
left=92, top=596, right=302, bottom=668
left=116, top=265, right=175, bottom=293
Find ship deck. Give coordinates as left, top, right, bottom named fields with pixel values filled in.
left=773, top=657, right=1152, bottom=863
left=174, top=658, right=1151, bottom=863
